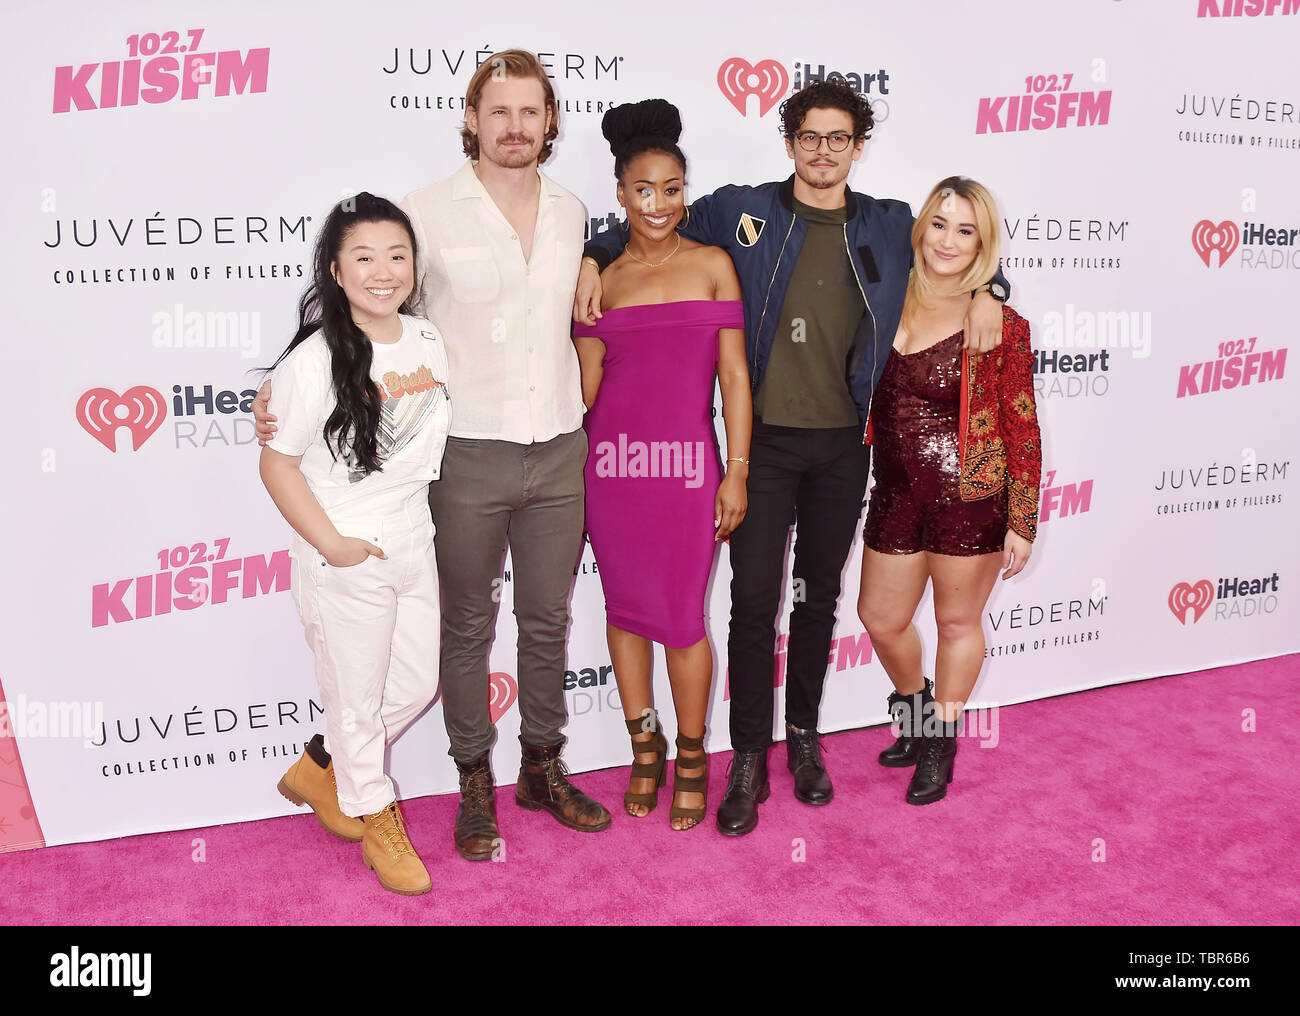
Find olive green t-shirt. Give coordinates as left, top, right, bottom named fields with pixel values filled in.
left=753, top=198, right=864, bottom=428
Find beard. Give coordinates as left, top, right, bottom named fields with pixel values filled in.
left=799, top=162, right=845, bottom=189
left=482, top=134, right=540, bottom=168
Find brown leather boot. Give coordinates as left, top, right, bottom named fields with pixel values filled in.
left=361, top=800, right=431, bottom=895
left=515, top=738, right=612, bottom=832
left=453, top=752, right=499, bottom=861
left=276, top=734, right=364, bottom=842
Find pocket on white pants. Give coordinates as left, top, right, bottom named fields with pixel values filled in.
left=322, top=518, right=385, bottom=576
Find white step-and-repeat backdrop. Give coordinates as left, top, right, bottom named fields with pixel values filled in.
left=2, top=0, right=1296, bottom=850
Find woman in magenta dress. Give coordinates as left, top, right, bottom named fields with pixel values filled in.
left=572, top=99, right=751, bottom=830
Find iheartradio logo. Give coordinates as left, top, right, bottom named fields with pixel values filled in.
left=76, top=386, right=166, bottom=452
left=487, top=671, right=518, bottom=724
left=1191, top=219, right=1239, bottom=268
left=717, top=57, right=789, bottom=117
left=1168, top=580, right=1213, bottom=624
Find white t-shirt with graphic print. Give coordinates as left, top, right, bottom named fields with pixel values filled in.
left=267, top=313, right=451, bottom=518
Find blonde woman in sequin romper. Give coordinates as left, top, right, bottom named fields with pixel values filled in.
left=857, top=177, right=1042, bottom=806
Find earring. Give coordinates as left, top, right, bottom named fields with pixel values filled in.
left=620, top=218, right=629, bottom=235
left=676, top=206, right=691, bottom=232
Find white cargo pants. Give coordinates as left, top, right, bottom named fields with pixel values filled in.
left=290, top=493, right=439, bottom=817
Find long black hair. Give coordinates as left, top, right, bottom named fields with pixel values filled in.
left=267, top=192, right=421, bottom=476
left=601, top=98, right=687, bottom=180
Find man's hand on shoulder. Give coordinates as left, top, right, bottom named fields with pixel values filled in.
left=965, top=291, right=1005, bottom=353
left=253, top=381, right=277, bottom=446
left=573, top=259, right=603, bottom=325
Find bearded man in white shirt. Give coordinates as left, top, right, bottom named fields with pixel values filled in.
left=257, top=50, right=610, bottom=860
left=407, top=49, right=614, bottom=857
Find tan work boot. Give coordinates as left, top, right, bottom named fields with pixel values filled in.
left=277, top=734, right=364, bottom=842
left=362, top=800, right=432, bottom=896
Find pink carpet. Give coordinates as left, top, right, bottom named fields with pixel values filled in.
left=4, top=655, right=1297, bottom=926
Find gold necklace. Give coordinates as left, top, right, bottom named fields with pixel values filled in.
left=623, top=235, right=681, bottom=268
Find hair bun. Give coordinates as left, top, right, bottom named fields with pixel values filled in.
left=601, top=99, right=682, bottom=156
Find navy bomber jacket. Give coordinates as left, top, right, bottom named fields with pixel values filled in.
left=584, top=174, right=1010, bottom=432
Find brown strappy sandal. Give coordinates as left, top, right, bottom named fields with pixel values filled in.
left=624, top=711, right=668, bottom=817
left=670, top=730, right=709, bottom=831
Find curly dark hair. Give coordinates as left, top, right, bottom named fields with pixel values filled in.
left=778, top=79, right=874, bottom=142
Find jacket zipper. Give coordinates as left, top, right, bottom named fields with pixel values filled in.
left=752, top=216, right=797, bottom=389
left=842, top=222, right=877, bottom=441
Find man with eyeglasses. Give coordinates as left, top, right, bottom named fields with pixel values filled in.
left=575, top=79, right=1009, bottom=836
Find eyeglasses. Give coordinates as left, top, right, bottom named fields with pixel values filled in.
left=793, top=131, right=856, bottom=153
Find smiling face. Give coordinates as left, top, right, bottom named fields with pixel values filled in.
left=466, top=75, right=553, bottom=170
left=784, top=106, right=864, bottom=192
left=330, top=219, right=414, bottom=329
left=617, top=150, right=686, bottom=244
left=919, top=191, right=982, bottom=283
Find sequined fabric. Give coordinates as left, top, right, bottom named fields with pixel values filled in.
left=864, top=331, right=1007, bottom=556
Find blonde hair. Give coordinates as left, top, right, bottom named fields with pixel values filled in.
left=461, top=50, right=559, bottom=165
left=903, top=176, right=1001, bottom=331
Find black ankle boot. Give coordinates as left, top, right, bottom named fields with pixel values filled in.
left=878, top=679, right=934, bottom=767
left=905, top=719, right=958, bottom=805
left=716, top=748, right=769, bottom=837
left=786, top=723, right=833, bottom=805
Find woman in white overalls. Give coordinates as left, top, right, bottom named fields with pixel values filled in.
left=260, top=193, right=450, bottom=896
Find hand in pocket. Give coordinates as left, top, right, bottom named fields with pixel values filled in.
left=326, top=537, right=386, bottom=568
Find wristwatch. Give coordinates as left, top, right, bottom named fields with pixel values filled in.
left=973, top=281, right=1008, bottom=302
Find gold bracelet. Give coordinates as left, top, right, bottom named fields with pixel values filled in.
left=727, top=457, right=749, bottom=466
left=581, top=256, right=601, bottom=269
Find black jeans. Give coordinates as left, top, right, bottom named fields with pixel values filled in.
left=727, top=418, right=871, bottom=751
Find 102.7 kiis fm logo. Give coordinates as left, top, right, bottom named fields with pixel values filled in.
left=76, top=383, right=259, bottom=451
left=54, top=27, right=269, bottom=113
left=1196, top=1, right=1300, bottom=19
left=976, top=66, right=1112, bottom=134
left=93, top=536, right=289, bottom=628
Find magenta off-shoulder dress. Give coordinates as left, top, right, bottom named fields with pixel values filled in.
left=573, top=299, right=744, bottom=648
